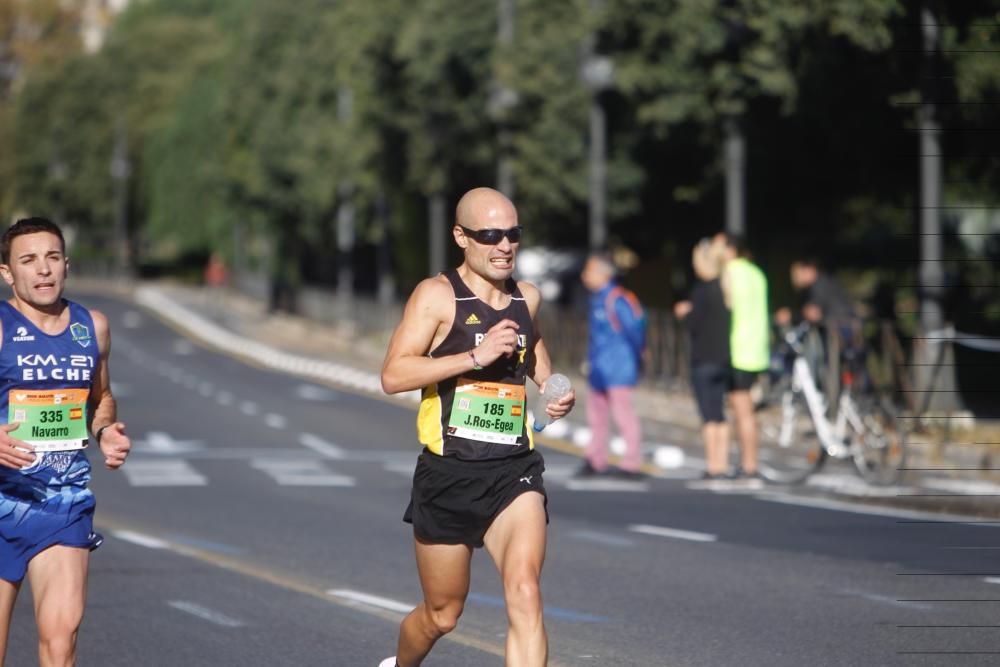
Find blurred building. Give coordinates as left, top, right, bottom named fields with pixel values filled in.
left=79, top=0, right=130, bottom=53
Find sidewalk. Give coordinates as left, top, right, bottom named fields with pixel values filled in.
left=101, top=280, right=1000, bottom=519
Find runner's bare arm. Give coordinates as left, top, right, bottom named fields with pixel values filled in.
left=88, top=310, right=129, bottom=470
left=382, top=277, right=523, bottom=394
left=521, top=281, right=574, bottom=419
left=382, top=278, right=473, bottom=394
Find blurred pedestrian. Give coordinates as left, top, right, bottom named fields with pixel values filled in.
left=203, top=251, right=228, bottom=289
left=576, top=252, right=647, bottom=479
left=714, top=233, right=769, bottom=481
left=674, top=239, right=731, bottom=479
left=775, top=257, right=855, bottom=333
left=777, top=257, right=865, bottom=394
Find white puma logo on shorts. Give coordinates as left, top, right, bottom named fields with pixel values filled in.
left=519, top=476, right=533, bottom=485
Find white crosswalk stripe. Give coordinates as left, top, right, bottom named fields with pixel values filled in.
left=122, top=460, right=207, bottom=487
left=250, top=459, right=355, bottom=487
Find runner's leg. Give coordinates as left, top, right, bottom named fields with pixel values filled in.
left=586, top=389, right=610, bottom=471
left=395, top=540, right=472, bottom=667
left=27, top=545, right=88, bottom=667
left=608, top=386, right=642, bottom=472
left=729, top=389, right=758, bottom=474
left=705, top=422, right=730, bottom=475
left=0, top=578, right=22, bottom=666
left=484, top=491, right=547, bottom=667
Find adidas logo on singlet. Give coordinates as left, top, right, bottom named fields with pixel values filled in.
left=465, top=313, right=481, bottom=325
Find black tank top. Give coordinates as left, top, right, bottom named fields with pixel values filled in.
left=417, top=269, right=534, bottom=460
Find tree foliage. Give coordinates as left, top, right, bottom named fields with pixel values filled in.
left=1, top=0, right=998, bottom=317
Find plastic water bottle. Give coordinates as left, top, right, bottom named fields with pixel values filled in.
left=532, top=373, right=572, bottom=432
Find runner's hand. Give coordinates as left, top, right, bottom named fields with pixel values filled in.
left=0, top=422, right=36, bottom=469
left=98, top=422, right=131, bottom=470
left=473, top=319, right=520, bottom=367
left=542, top=384, right=575, bottom=421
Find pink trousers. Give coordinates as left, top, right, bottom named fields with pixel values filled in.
left=586, top=386, right=642, bottom=473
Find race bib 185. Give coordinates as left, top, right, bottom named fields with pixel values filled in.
left=447, top=378, right=525, bottom=445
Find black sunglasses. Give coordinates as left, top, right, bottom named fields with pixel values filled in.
left=459, top=225, right=523, bottom=245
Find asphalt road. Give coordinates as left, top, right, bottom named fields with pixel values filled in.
left=7, top=291, right=1000, bottom=667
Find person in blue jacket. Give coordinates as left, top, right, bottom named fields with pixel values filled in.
left=577, top=253, right=646, bottom=478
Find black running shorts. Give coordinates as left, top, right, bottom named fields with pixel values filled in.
left=729, top=367, right=760, bottom=392
left=691, top=363, right=727, bottom=423
left=404, top=449, right=548, bottom=548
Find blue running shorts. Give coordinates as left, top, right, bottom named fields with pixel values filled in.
left=0, top=451, right=97, bottom=582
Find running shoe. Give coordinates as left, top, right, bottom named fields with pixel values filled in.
left=612, top=468, right=646, bottom=480
left=378, top=658, right=398, bottom=667
left=573, top=460, right=602, bottom=478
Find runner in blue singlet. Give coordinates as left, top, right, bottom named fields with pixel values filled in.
left=0, top=217, right=131, bottom=666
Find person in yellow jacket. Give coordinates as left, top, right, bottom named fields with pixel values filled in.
left=713, top=233, right=770, bottom=481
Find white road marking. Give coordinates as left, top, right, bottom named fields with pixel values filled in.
left=296, top=384, right=339, bottom=401
left=112, top=530, right=168, bottom=549
left=687, top=478, right=765, bottom=494
left=251, top=459, right=354, bottom=487
left=264, top=413, right=287, bottom=430
left=173, top=339, right=196, bottom=356
left=133, top=431, right=204, bottom=455
left=109, top=381, right=131, bottom=398
left=563, top=479, right=649, bottom=492
left=568, top=529, right=635, bottom=548
left=629, top=524, right=718, bottom=543
left=122, top=310, right=143, bottom=329
left=327, top=589, right=414, bottom=614
left=537, top=463, right=577, bottom=480
left=805, top=473, right=907, bottom=497
left=985, top=577, right=1000, bottom=585
left=755, top=493, right=1000, bottom=525
left=924, top=478, right=1000, bottom=495
left=384, top=462, right=415, bottom=476
left=123, top=460, right=208, bottom=487
left=840, top=589, right=934, bottom=611
left=216, top=391, right=234, bottom=406
left=167, top=600, right=245, bottom=628
left=239, top=401, right=259, bottom=416
left=299, top=433, right=345, bottom=459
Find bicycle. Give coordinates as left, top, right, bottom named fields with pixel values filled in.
left=754, top=322, right=907, bottom=485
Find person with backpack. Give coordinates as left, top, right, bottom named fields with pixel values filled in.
left=577, top=252, right=647, bottom=479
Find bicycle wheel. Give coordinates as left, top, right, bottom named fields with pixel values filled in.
left=851, top=397, right=907, bottom=486
left=756, top=388, right=826, bottom=484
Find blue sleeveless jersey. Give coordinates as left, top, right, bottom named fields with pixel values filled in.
left=0, top=300, right=98, bottom=582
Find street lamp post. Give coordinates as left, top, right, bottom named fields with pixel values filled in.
left=581, top=0, right=614, bottom=251
left=109, top=117, right=131, bottom=278
left=724, top=116, right=746, bottom=237
left=337, top=87, right=355, bottom=315
left=917, top=3, right=961, bottom=412
left=493, top=0, right=518, bottom=198
left=428, top=193, right=447, bottom=276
